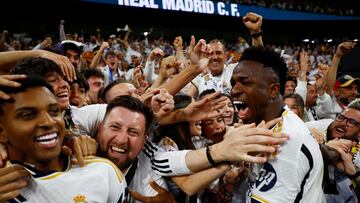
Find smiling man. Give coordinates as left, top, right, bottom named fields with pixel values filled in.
left=0, top=76, right=127, bottom=202
left=230, top=46, right=325, bottom=202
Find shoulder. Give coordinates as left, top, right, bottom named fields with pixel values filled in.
left=81, top=156, right=125, bottom=183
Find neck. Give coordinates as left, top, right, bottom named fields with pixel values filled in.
left=260, top=98, right=285, bottom=124
left=8, top=146, right=64, bottom=171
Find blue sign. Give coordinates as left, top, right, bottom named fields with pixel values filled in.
left=82, top=0, right=360, bottom=20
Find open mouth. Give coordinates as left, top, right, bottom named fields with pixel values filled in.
left=110, top=145, right=127, bottom=154
left=35, top=133, right=58, bottom=146
left=234, top=101, right=249, bottom=119
left=335, top=127, right=345, bottom=133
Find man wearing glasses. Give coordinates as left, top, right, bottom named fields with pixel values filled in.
left=306, top=98, right=360, bottom=202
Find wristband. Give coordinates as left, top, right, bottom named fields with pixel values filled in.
left=251, top=30, right=263, bottom=38
left=206, top=145, right=217, bottom=166
left=347, top=171, right=360, bottom=179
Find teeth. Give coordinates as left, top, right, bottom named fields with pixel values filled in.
left=111, top=146, right=126, bottom=153
left=57, top=92, right=68, bottom=97
left=36, top=133, right=57, bottom=141
left=336, top=127, right=345, bottom=133
left=39, top=139, right=56, bottom=145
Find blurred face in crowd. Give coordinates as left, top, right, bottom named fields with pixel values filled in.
left=87, top=76, right=104, bottom=104
left=45, top=71, right=70, bottom=110
left=105, top=54, right=119, bottom=71
left=306, top=84, right=318, bottom=108
left=65, top=49, right=81, bottom=69
left=328, top=108, right=360, bottom=141
left=98, top=107, right=146, bottom=171
left=222, top=97, right=235, bottom=126
left=335, top=83, right=358, bottom=106
left=131, top=55, right=141, bottom=67
left=284, top=80, right=296, bottom=95
left=231, top=61, right=276, bottom=124
left=105, top=83, right=140, bottom=103
left=208, top=42, right=227, bottom=76
left=284, top=97, right=301, bottom=118
left=70, top=83, right=87, bottom=107
left=201, top=115, right=226, bottom=143
left=0, top=87, right=65, bottom=169
left=287, top=65, right=299, bottom=78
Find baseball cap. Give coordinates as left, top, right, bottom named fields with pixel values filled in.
left=334, top=74, right=360, bottom=89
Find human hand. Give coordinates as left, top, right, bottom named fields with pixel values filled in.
left=243, top=12, right=263, bottom=34
left=335, top=41, right=356, bottom=58
left=183, top=92, right=227, bottom=122
left=100, top=41, right=110, bottom=51
left=188, top=35, right=211, bottom=72
left=37, top=50, right=76, bottom=82
left=62, top=134, right=97, bottom=167
left=151, top=89, right=174, bottom=118
left=149, top=47, right=164, bottom=61
left=129, top=179, right=176, bottom=203
left=326, top=138, right=355, bottom=153
left=0, top=165, right=30, bottom=202
left=159, top=56, right=181, bottom=79
left=214, top=124, right=288, bottom=163
left=0, top=74, right=27, bottom=100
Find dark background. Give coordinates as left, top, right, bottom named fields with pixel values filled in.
left=1, top=0, right=359, bottom=76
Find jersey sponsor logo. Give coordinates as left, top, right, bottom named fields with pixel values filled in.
left=255, top=162, right=277, bottom=192
left=73, top=194, right=88, bottom=203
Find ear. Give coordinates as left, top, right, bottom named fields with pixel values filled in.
left=0, top=124, right=9, bottom=144
left=268, top=83, right=280, bottom=100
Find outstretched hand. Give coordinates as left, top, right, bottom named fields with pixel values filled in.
left=183, top=92, right=227, bottom=122
left=188, top=35, right=212, bottom=71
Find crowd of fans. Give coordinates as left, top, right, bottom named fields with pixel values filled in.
left=0, top=12, right=359, bottom=203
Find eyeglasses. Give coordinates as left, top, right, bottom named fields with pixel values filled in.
left=335, top=113, right=360, bottom=128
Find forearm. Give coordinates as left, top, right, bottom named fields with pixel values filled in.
left=89, top=49, right=104, bottom=68
left=171, top=164, right=230, bottom=196
left=0, top=50, right=41, bottom=74
left=59, top=24, right=66, bottom=41
left=161, top=65, right=201, bottom=96
left=325, top=55, right=341, bottom=95
left=159, top=109, right=186, bottom=125
left=251, top=36, right=263, bottom=47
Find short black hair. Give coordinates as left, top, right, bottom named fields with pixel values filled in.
left=199, top=89, right=216, bottom=100
left=239, top=46, right=288, bottom=94
left=101, top=79, right=130, bottom=102
left=81, top=68, right=105, bottom=80
left=105, top=95, right=153, bottom=134
left=0, top=75, right=54, bottom=117
left=71, top=72, right=89, bottom=92
left=10, top=57, right=62, bottom=77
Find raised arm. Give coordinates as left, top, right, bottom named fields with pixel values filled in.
left=161, top=36, right=210, bottom=95
left=0, top=50, right=76, bottom=81
left=324, top=42, right=356, bottom=96
left=243, top=12, right=263, bottom=47
left=89, top=42, right=109, bottom=69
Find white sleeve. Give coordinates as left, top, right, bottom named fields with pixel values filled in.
left=295, top=80, right=307, bottom=103
left=315, top=93, right=334, bottom=119
left=72, top=104, right=107, bottom=138
left=143, top=140, right=192, bottom=176
left=143, top=59, right=157, bottom=84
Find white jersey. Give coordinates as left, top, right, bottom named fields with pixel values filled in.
left=7, top=156, right=127, bottom=203
left=248, top=107, right=325, bottom=203
left=125, top=147, right=168, bottom=203
left=192, top=63, right=236, bottom=96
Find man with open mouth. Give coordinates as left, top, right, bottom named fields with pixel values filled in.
left=231, top=46, right=325, bottom=202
